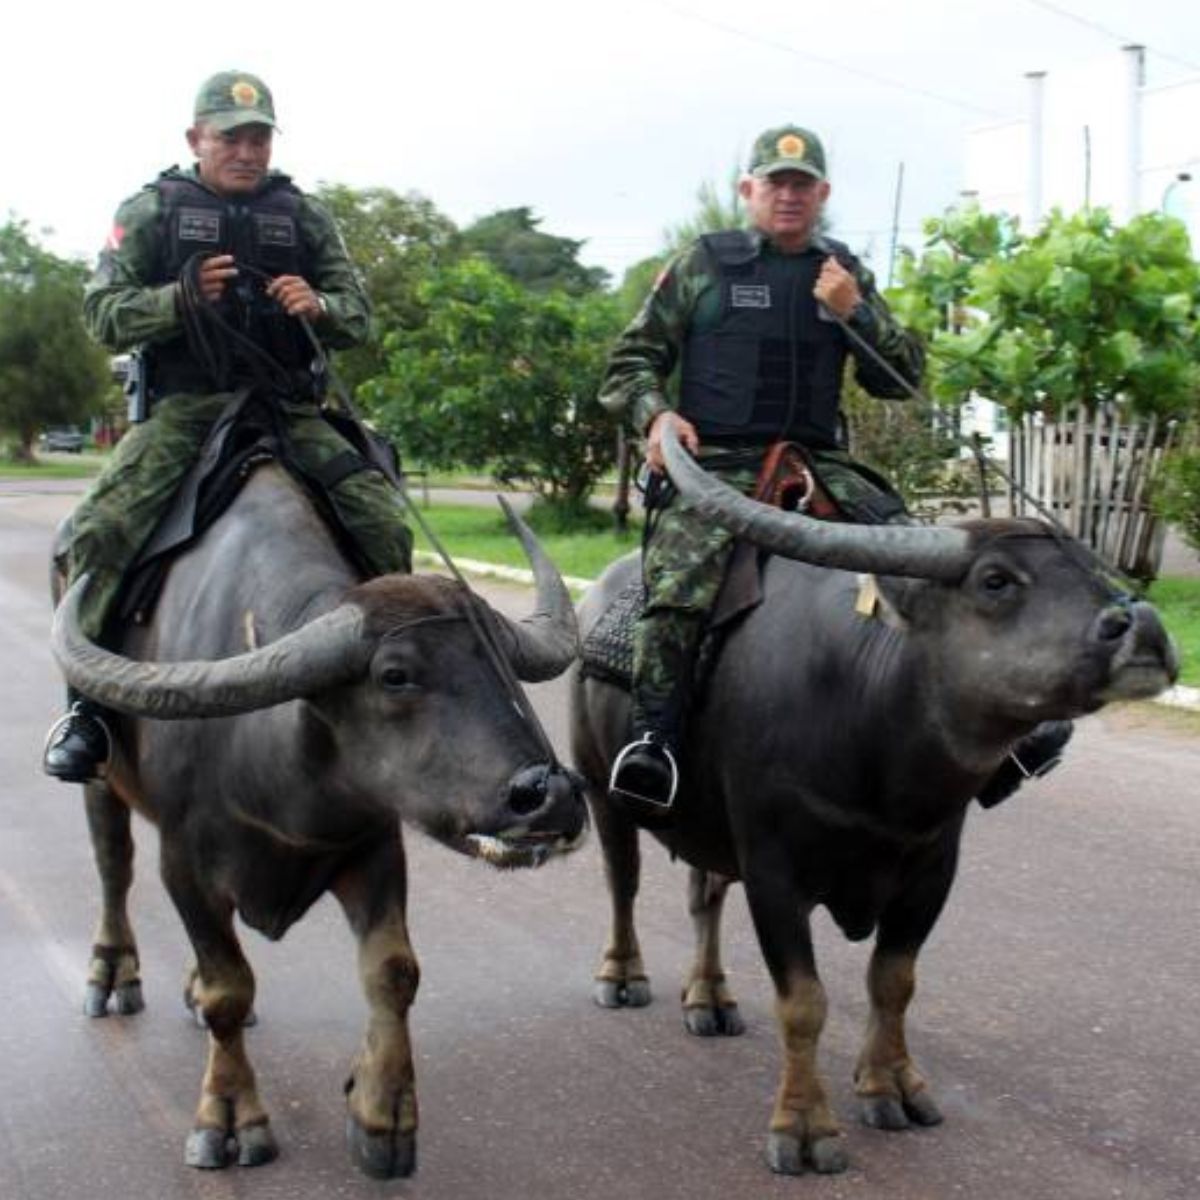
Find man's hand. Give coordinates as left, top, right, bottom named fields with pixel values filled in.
left=813, top=257, right=862, bottom=320
left=646, top=410, right=700, bottom=474
left=267, top=274, right=324, bottom=320
left=196, top=254, right=238, bottom=302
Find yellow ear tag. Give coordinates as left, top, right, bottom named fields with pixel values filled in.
left=855, top=574, right=880, bottom=618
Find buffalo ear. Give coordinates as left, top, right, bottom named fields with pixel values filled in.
left=299, top=701, right=338, bottom=766
left=873, top=574, right=922, bottom=626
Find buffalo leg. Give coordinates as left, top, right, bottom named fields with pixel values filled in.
left=742, top=861, right=847, bottom=1175
left=681, top=869, right=744, bottom=1036
left=854, top=846, right=958, bottom=1131
left=161, top=853, right=277, bottom=1170
left=81, top=781, right=143, bottom=1018
left=333, top=842, right=419, bottom=1179
left=854, top=950, right=943, bottom=1130
left=591, top=798, right=651, bottom=1008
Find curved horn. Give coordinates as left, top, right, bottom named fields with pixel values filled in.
left=489, top=496, right=580, bottom=681
left=661, top=424, right=973, bottom=580
left=52, top=575, right=371, bottom=719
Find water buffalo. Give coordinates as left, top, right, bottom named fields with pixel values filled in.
left=569, top=424, right=1178, bottom=1176
left=52, top=462, right=587, bottom=1178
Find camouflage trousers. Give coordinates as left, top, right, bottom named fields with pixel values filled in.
left=66, top=390, right=414, bottom=641
left=632, top=448, right=908, bottom=741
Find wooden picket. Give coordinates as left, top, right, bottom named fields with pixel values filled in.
left=1008, top=405, right=1176, bottom=580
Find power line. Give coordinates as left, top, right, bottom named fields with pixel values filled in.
left=1021, top=0, right=1200, bottom=75
left=649, top=0, right=1008, bottom=119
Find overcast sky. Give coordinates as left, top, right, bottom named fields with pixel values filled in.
left=5, top=0, right=1198, bottom=282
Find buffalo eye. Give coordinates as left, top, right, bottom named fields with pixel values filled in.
left=379, top=665, right=417, bottom=692
left=979, top=567, right=1016, bottom=597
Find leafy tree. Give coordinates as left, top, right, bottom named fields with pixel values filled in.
left=662, top=168, right=744, bottom=255
left=461, top=207, right=609, bottom=296
left=364, top=257, right=622, bottom=517
left=898, top=206, right=1200, bottom=420
left=315, top=184, right=460, bottom=394
left=0, top=218, right=110, bottom=461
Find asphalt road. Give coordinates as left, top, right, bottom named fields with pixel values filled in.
left=1, top=479, right=1198, bottom=1200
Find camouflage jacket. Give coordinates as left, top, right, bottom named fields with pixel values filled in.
left=599, top=229, right=924, bottom=438
left=83, top=167, right=370, bottom=354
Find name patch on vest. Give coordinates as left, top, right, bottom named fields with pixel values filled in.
left=178, top=208, right=221, bottom=243
left=255, top=214, right=297, bottom=248
left=730, top=284, right=771, bottom=309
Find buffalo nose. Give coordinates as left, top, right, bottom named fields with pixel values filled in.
left=506, top=763, right=574, bottom=818
left=1094, top=603, right=1134, bottom=643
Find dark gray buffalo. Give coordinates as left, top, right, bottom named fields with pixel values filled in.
left=52, top=463, right=587, bottom=1178
left=569, top=425, right=1178, bottom=1177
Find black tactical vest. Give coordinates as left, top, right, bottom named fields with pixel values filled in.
left=678, top=230, right=849, bottom=447
left=146, top=170, right=314, bottom=393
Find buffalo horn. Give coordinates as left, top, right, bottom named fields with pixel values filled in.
left=661, top=423, right=972, bottom=580
left=52, top=575, right=371, bottom=718
left=489, top=496, right=580, bottom=681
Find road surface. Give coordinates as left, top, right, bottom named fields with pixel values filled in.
left=1, top=479, right=1197, bottom=1200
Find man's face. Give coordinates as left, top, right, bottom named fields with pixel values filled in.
left=186, top=122, right=273, bottom=196
left=739, top=170, right=831, bottom=247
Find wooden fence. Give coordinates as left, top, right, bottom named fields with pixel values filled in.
left=1008, top=406, right=1178, bottom=580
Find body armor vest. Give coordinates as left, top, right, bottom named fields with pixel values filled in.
left=678, top=230, right=849, bottom=447
left=145, top=170, right=314, bottom=394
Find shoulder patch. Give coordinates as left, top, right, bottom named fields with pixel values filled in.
left=105, top=224, right=125, bottom=252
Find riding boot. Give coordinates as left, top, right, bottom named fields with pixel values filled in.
left=977, top=720, right=1074, bottom=809
left=43, top=688, right=113, bottom=784
left=609, top=613, right=703, bottom=826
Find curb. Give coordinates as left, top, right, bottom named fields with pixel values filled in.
left=417, top=552, right=1199, bottom=713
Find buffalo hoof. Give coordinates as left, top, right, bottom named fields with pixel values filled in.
left=112, top=981, right=145, bottom=1016
left=346, top=1115, right=416, bottom=1179
left=861, top=1087, right=944, bottom=1130
left=861, top=1095, right=909, bottom=1130
left=905, top=1089, right=944, bottom=1127
left=185, top=1126, right=233, bottom=1170
left=237, top=1121, right=280, bottom=1167
left=593, top=978, right=652, bottom=1009
left=765, top=1132, right=849, bottom=1176
left=83, top=979, right=144, bottom=1017
left=83, top=982, right=111, bottom=1019
left=683, top=1003, right=746, bottom=1038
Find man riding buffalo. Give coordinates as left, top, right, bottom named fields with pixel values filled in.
left=599, top=123, right=1071, bottom=816
left=43, top=69, right=413, bottom=783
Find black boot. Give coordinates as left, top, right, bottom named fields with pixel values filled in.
left=977, top=720, right=1074, bottom=809
left=43, top=699, right=112, bottom=784
left=609, top=732, right=680, bottom=825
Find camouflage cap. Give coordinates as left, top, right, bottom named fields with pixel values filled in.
left=748, top=126, right=826, bottom=180
left=193, top=71, right=278, bottom=132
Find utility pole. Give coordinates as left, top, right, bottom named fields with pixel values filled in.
left=886, top=161, right=905, bottom=288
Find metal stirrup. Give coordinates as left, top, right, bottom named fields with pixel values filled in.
left=609, top=735, right=680, bottom=810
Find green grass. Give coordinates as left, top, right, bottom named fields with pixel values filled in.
left=409, top=501, right=641, bottom=581
left=0, top=453, right=106, bottom=479
left=1148, top=576, right=1200, bottom=687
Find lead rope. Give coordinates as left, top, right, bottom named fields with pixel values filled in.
left=293, top=309, right=564, bottom=770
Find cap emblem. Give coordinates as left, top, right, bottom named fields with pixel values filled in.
left=777, top=134, right=806, bottom=159
left=230, top=81, right=260, bottom=108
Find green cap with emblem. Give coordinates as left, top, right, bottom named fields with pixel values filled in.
left=748, top=125, right=826, bottom=180
left=193, top=71, right=278, bottom=132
